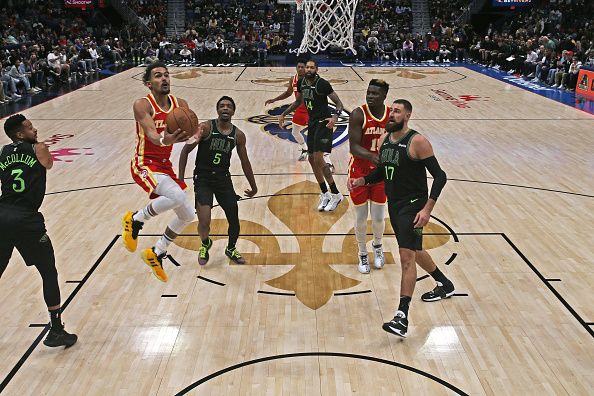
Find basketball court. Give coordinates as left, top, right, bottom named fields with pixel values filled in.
left=0, top=64, right=593, bottom=395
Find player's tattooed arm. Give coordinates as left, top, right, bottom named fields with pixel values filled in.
left=325, top=91, right=344, bottom=129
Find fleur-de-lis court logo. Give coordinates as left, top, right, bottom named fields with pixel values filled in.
left=175, top=181, right=450, bottom=309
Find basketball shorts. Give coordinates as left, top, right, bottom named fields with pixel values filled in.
left=348, top=164, right=386, bottom=205
left=193, top=171, right=239, bottom=209
left=307, top=119, right=333, bottom=154
left=0, top=204, right=54, bottom=272
left=292, top=108, right=309, bottom=127
left=131, top=159, right=188, bottom=199
left=387, top=197, right=427, bottom=251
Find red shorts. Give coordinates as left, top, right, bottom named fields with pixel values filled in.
left=292, top=107, right=309, bottom=127
left=131, top=160, right=187, bottom=199
left=348, top=164, right=386, bottom=205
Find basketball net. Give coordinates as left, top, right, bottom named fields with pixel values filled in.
left=297, top=0, right=359, bottom=55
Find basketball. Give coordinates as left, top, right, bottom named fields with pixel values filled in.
left=166, top=107, right=199, bottom=135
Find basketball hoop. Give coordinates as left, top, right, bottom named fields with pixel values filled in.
left=298, top=0, right=359, bottom=55
left=296, top=0, right=304, bottom=11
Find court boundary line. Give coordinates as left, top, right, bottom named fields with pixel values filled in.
left=462, top=64, right=594, bottom=116
left=43, top=175, right=594, bottom=199
left=174, top=352, right=469, bottom=395
left=0, top=235, right=119, bottom=394
left=1, top=231, right=590, bottom=394
left=141, top=231, right=593, bottom=338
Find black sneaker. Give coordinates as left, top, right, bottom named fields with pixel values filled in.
left=225, top=246, right=246, bottom=264
left=198, top=238, right=212, bottom=266
left=131, top=212, right=144, bottom=238
left=43, top=326, right=78, bottom=348
left=382, top=311, right=408, bottom=338
left=421, top=281, right=455, bottom=302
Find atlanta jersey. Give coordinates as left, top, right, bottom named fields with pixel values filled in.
left=131, top=93, right=187, bottom=198
left=348, top=103, right=389, bottom=205
left=291, top=74, right=309, bottom=126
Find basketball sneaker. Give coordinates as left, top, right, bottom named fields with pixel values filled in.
left=382, top=311, right=408, bottom=338
left=324, top=192, right=343, bottom=212
left=141, top=247, right=168, bottom=282
left=317, top=192, right=331, bottom=211
left=122, top=211, right=143, bottom=252
left=298, top=149, right=308, bottom=161
left=198, top=238, right=212, bottom=266
left=372, top=243, right=384, bottom=269
left=421, top=281, right=455, bottom=302
left=43, top=326, right=78, bottom=348
left=357, top=254, right=370, bottom=274
left=225, top=246, right=246, bottom=264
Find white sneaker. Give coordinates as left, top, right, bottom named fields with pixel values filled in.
left=324, top=192, right=343, bottom=212
left=372, top=243, right=384, bottom=269
left=317, top=192, right=331, bottom=211
left=358, top=254, right=370, bottom=274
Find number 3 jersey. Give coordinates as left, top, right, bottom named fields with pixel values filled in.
left=194, top=120, right=237, bottom=175
left=0, top=142, right=46, bottom=211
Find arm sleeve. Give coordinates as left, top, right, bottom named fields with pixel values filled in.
left=363, top=165, right=384, bottom=185
left=423, top=156, right=447, bottom=201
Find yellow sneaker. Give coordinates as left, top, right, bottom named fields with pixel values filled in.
left=122, top=211, right=143, bottom=252
left=141, top=248, right=168, bottom=282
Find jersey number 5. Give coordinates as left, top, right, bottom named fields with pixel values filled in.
left=11, top=169, right=25, bottom=192
left=213, top=153, right=221, bottom=165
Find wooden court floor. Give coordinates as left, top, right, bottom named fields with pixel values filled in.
left=0, top=66, right=593, bottom=395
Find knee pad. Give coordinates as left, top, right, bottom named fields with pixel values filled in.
left=177, top=201, right=196, bottom=223
left=170, top=188, right=188, bottom=209
left=167, top=201, right=195, bottom=234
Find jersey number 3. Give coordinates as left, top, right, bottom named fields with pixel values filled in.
left=11, top=169, right=25, bottom=192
